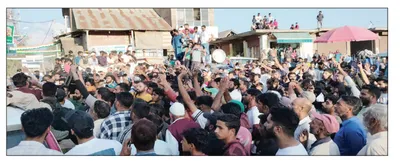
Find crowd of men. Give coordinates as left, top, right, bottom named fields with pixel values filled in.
left=6, top=41, right=388, bottom=156
left=251, top=11, right=325, bottom=30
left=171, top=23, right=214, bottom=68
left=252, top=12, right=278, bottom=30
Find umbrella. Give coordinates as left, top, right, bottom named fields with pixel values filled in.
left=314, top=26, right=380, bottom=59
left=314, top=26, right=380, bottom=43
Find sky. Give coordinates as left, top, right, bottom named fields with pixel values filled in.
left=12, top=8, right=387, bottom=46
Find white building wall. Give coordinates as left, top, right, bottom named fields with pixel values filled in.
left=301, top=42, right=314, bottom=61
left=260, top=34, right=269, bottom=53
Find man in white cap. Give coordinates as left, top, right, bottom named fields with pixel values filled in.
left=165, top=102, right=200, bottom=156
left=88, top=52, right=99, bottom=69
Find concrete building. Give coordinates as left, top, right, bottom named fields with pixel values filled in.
left=211, top=28, right=388, bottom=61
left=54, top=8, right=173, bottom=64
left=153, top=8, right=215, bottom=29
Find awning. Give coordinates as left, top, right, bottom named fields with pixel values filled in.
left=273, top=32, right=313, bottom=43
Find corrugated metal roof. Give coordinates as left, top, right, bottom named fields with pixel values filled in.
left=218, top=30, right=236, bottom=38
left=72, top=9, right=172, bottom=31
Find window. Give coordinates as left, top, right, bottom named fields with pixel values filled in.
left=176, top=8, right=210, bottom=28
left=177, top=9, right=185, bottom=22
left=202, top=20, right=209, bottom=27
left=186, top=21, right=194, bottom=27
left=201, top=9, right=208, bottom=21
left=194, top=21, right=202, bottom=27
left=185, top=9, right=194, bottom=22
left=193, top=8, right=201, bottom=21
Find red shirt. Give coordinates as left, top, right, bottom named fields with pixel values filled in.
left=295, top=25, right=299, bottom=29
left=16, top=86, right=42, bottom=100
left=223, top=139, right=248, bottom=156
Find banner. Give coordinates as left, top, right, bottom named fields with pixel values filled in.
left=6, top=25, right=14, bottom=45
left=90, top=45, right=127, bottom=56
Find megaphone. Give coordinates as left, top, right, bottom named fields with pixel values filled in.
left=212, top=49, right=226, bottom=64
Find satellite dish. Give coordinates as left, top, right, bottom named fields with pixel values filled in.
left=212, top=49, right=226, bottom=64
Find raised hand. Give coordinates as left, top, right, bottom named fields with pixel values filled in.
left=120, top=139, right=132, bottom=156
left=22, top=66, right=30, bottom=73
left=219, top=77, right=230, bottom=91
left=178, top=69, right=188, bottom=79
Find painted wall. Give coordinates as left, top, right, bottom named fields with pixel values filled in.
left=300, top=42, right=314, bottom=61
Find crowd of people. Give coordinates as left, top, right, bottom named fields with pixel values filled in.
left=251, top=13, right=278, bottom=30
left=6, top=40, right=388, bottom=156
left=251, top=10, right=326, bottom=31
left=171, top=24, right=214, bottom=68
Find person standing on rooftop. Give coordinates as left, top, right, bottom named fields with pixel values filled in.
left=317, top=11, right=324, bottom=30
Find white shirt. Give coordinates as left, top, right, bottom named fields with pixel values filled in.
left=294, top=116, right=317, bottom=151
left=309, top=139, right=340, bottom=155
left=230, top=89, right=242, bottom=102
left=121, top=54, right=132, bottom=63
left=164, top=117, right=184, bottom=156
left=255, top=16, right=262, bottom=23
left=62, top=99, right=75, bottom=110
left=93, top=119, right=105, bottom=138
left=191, top=109, right=212, bottom=129
left=276, top=143, right=308, bottom=156
left=267, top=16, right=274, bottom=23
left=88, top=58, right=98, bottom=66
left=66, top=138, right=122, bottom=155
left=357, top=131, right=387, bottom=156
left=130, top=140, right=174, bottom=156
left=193, top=32, right=200, bottom=43
left=200, top=30, right=211, bottom=44
left=7, top=141, right=63, bottom=155
left=246, top=106, right=261, bottom=132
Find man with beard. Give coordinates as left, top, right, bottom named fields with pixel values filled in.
left=357, top=104, right=388, bottom=156
left=375, top=78, right=388, bottom=104
left=320, top=69, right=334, bottom=87
left=134, top=82, right=152, bottom=102
left=69, top=89, right=85, bottom=111
left=105, top=75, right=118, bottom=89
left=321, top=94, right=342, bottom=124
left=99, top=92, right=133, bottom=141
left=357, top=85, right=381, bottom=122
left=287, top=72, right=297, bottom=84
left=265, top=107, right=308, bottom=155
left=243, top=89, right=262, bottom=133
left=229, top=78, right=242, bottom=102
left=333, top=96, right=366, bottom=155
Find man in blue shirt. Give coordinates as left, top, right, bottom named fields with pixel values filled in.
left=75, top=51, right=83, bottom=65
left=171, top=29, right=184, bottom=61
left=333, top=96, right=367, bottom=155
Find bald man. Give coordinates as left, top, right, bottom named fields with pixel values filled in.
left=292, top=98, right=316, bottom=151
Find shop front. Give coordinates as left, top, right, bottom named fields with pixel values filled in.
left=261, top=32, right=314, bottom=61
